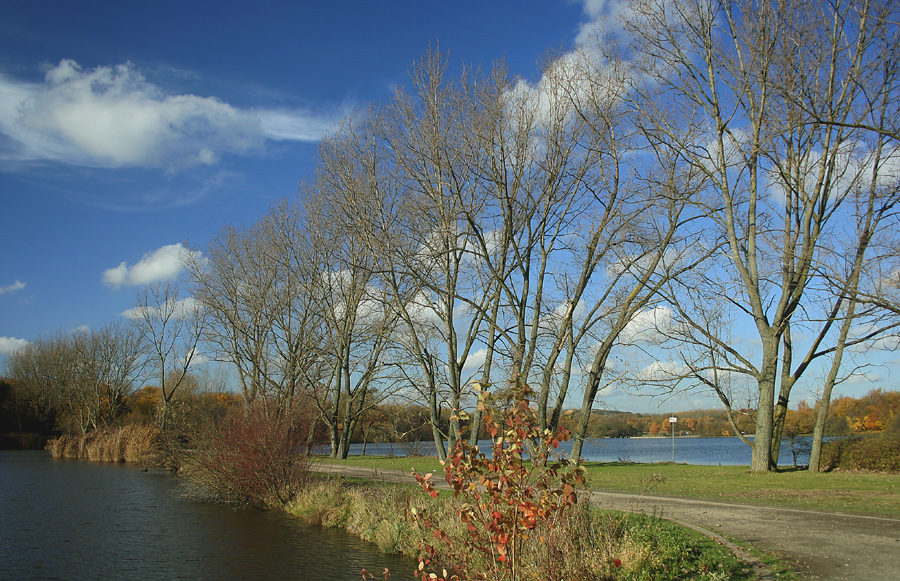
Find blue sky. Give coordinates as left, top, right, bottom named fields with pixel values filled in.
left=1, top=1, right=895, bottom=412
left=0, top=1, right=584, bottom=338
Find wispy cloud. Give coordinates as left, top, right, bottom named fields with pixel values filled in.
left=0, top=60, right=345, bottom=170
left=0, top=280, right=25, bottom=295
left=103, top=243, right=202, bottom=288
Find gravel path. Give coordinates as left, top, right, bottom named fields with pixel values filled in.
left=315, top=463, right=900, bottom=580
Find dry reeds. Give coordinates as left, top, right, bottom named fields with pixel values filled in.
left=47, top=424, right=162, bottom=465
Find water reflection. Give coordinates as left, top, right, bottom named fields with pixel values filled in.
left=0, top=451, right=411, bottom=580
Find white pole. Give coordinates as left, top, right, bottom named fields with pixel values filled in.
left=669, top=417, right=677, bottom=463
left=671, top=420, right=675, bottom=462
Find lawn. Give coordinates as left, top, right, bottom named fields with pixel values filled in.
left=316, top=455, right=900, bottom=518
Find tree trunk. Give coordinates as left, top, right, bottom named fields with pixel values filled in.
left=429, top=389, right=446, bottom=462
left=751, top=348, right=778, bottom=472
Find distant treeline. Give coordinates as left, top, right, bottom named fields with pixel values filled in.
left=348, top=388, right=900, bottom=444
left=3, top=370, right=898, bottom=451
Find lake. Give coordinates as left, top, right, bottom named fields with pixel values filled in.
left=0, top=450, right=412, bottom=580
left=350, top=435, right=817, bottom=466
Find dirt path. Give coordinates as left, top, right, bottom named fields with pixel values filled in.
left=315, top=463, right=900, bottom=580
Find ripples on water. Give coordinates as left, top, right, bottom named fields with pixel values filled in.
left=0, top=451, right=412, bottom=580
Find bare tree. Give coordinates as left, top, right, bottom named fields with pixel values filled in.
left=305, top=114, right=406, bottom=459
left=376, top=51, right=495, bottom=459
left=70, top=322, right=146, bottom=431
left=612, top=0, right=900, bottom=470
left=128, top=282, right=205, bottom=431
left=5, top=323, right=144, bottom=435
left=187, top=200, right=324, bottom=410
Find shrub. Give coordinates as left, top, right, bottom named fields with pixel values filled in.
left=820, top=434, right=900, bottom=472
left=182, top=399, right=316, bottom=507
left=412, top=383, right=590, bottom=581
left=289, top=476, right=751, bottom=580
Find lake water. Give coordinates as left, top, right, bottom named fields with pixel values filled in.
left=0, top=450, right=412, bottom=580
left=351, top=436, right=817, bottom=466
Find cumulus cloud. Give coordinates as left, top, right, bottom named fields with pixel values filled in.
left=574, top=0, right=634, bottom=45
left=0, top=336, right=29, bottom=354
left=620, top=305, right=673, bottom=344
left=0, top=280, right=25, bottom=295
left=0, top=60, right=343, bottom=170
left=634, top=360, right=688, bottom=382
left=103, top=243, right=202, bottom=288
left=461, top=347, right=487, bottom=379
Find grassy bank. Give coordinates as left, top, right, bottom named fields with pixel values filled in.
left=287, top=475, right=763, bottom=580
left=322, top=456, right=900, bottom=518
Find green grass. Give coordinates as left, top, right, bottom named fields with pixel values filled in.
left=580, top=462, right=900, bottom=518
left=316, top=455, right=900, bottom=518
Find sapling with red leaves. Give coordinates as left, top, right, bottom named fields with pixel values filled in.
left=411, top=383, right=586, bottom=581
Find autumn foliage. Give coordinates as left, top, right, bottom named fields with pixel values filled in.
left=412, top=384, right=588, bottom=581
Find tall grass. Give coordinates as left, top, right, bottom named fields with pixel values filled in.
left=47, top=424, right=162, bottom=464
left=286, top=477, right=750, bottom=580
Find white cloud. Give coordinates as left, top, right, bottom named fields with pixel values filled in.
left=258, top=109, right=341, bottom=142
left=103, top=243, right=202, bottom=288
left=0, top=60, right=342, bottom=170
left=461, top=347, right=487, bottom=378
left=405, top=290, right=442, bottom=326
left=574, top=0, right=634, bottom=45
left=634, top=359, right=688, bottom=382
left=120, top=296, right=200, bottom=320
left=0, top=336, right=29, bottom=354
left=620, top=305, right=673, bottom=344
left=0, top=280, right=25, bottom=295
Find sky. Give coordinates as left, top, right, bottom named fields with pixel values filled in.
left=1, top=0, right=896, bottom=413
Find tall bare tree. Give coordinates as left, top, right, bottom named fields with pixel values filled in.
left=611, top=0, right=900, bottom=470
left=187, top=200, right=324, bottom=410
left=306, top=113, right=405, bottom=459
left=376, top=51, right=496, bottom=458
left=128, top=282, right=205, bottom=431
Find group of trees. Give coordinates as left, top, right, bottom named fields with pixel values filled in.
left=3, top=1, right=900, bottom=473
left=189, top=0, right=899, bottom=471
left=2, top=280, right=208, bottom=442
left=2, top=323, right=144, bottom=436
left=621, top=0, right=900, bottom=473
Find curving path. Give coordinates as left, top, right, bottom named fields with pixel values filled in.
left=315, top=463, right=900, bottom=580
